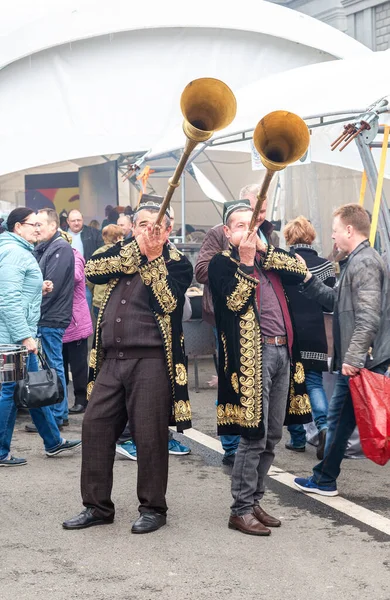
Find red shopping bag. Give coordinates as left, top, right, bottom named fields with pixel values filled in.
left=349, top=368, right=390, bottom=466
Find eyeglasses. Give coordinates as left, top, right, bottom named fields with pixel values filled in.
left=21, top=222, right=41, bottom=229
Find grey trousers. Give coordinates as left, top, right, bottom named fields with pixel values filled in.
left=231, top=344, right=290, bottom=516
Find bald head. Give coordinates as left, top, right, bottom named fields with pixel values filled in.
left=239, top=184, right=268, bottom=227
left=67, top=209, right=84, bottom=234
left=117, top=214, right=132, bottom=237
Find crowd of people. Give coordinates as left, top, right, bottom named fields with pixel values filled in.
left=0, top=186, right=389, bottom=536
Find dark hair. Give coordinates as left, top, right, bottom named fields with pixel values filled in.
left=107, top=208, right=119, bottom=224
left=38, top=208, right=59, bottom=228
left=7, top=207, right=35, bottom=233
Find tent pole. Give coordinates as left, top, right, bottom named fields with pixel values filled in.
left=355, top=135, right=390, bottom=263
left=358, top=171, right=367, bottom=206
left=370, top=126, right=389, bottom=247
left=181, top=171, right=186, bottom=243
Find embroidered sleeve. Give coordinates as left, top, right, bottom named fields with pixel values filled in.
left=226, top=269, right=258, bottom=312
left=85, top=240, right=142, bottom=283
left=262, top=245, right=307, bottom=281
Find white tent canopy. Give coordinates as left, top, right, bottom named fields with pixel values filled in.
left=0, top=0, right=371, bottom=177
left=151, top=49, right=390, bottom=174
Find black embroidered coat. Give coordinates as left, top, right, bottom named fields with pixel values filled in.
left=209, top=244, right=312, bottom=440
left=84, top=237, right=193, bottom=432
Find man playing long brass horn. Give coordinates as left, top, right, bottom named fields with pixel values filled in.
left=208, top=200, right=311, bottom=536
left=63, top=198, right=193, bottom=534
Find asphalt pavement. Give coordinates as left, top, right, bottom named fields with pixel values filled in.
left=1, top=358, right=389, bottom=600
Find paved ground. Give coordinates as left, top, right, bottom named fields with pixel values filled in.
left=1, top=358, right=389, bottom=600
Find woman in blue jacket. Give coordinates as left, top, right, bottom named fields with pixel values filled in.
left=0, top=207, right=81, bottom=466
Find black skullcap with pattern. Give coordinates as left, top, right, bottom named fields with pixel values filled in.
left=223, top=199, right=251, bottom=225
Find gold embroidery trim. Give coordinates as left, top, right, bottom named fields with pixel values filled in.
left=221, top=332, right=228, bottom=374
left=217, top=402, right=245, bottom=423
left=226, top=272, right=257, bottom=312
left=85, top=255, right=121, bottom=278
left=262, top=246, right=307, bottom=276
left=289, top=392, right=311, bottom=416
left=91, top=277, right=120, bottom=382
left=231, top=372, right=239, bottom=393
left=155, top=314, right=175, bottom=398
left=169, top=248, right=182, bottom=262
left=86, top=381, right=94, bottom=401
left=174, top=400, right=192, bottom=422
left=294, top=362, right=305, bottom=384
left=217, top=306, right=262, bottom=429
left=139, top=256, right=177, bottom=313
left=119, top=240, right=142, bottom=274
left=175, top=363, right=188, bottom=386
left=89, top=348, right=97, bottom=370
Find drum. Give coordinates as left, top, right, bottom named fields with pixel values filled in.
left=0, top=345, right=28, bottom=383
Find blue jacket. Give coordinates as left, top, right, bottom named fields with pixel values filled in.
left=0, top=232, right=43, bottom=344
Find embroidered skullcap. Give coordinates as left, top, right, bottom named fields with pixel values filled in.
left=223, top=199, right=251, bottom=225
left=135, top=194, right=170, bottom=218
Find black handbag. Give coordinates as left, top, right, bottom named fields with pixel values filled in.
left=13, top=352, right=64, bottom=409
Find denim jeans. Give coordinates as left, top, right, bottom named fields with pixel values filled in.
left=212, top=326, right=240, bottom=455
left=38, top=326, right=68, bottom=424
left=287, top=370, right=329, bottom=448
left=0, top=354, right=62, bottom=459
left=313, top=363, right=388, bottom=487
left=85, top=286, right=93, bottom=311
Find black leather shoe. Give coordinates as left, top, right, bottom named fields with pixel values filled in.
left=62, top=508, right=113, bottom=530
left=69, top=404, right=86, bottom=414
left=25, top=423, right=63, bottom=433
left=131, top=512, right=166, bottom=534
left=222, top=453, right=236, bottom=467
left=285, top=442, right=305, bottom=453
left=25, top=424, right=38, bottom=433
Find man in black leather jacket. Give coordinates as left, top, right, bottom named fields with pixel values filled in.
left=294, top=204, right=390, bottom=497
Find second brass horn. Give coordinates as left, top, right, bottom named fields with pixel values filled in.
left=249, top=111, right=310, bottom=231
left=155, top=78, right=237, bottom=226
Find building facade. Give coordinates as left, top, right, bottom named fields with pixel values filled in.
left=272, top=0, right=390, bottom=50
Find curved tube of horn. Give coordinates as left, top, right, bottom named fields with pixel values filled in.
left=155, top=77, right=237, bottom=226
left=249, top=111, right=310, bottom=232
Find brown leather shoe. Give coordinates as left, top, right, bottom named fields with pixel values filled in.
left=253, top=505, right=281, bottom=527
left=228, top=513, right=271, bottom=536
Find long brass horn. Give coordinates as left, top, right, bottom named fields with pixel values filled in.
left=155, top=78, right=237, bottom=226
left=249, top=111, right=310, bottom=232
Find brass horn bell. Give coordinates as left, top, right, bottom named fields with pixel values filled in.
left=249, top=110, right=310, bottom=231
left=155, top=78, right=237, bottom=225
left=253, top=110, right=310, bottom=172
left=180, top=77, right=237, bottom=144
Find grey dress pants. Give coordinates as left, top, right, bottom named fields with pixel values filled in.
left=231, top=344, right=290, bottom=516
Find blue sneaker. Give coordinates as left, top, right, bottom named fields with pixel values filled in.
left=168, top=438, right=191, bottom=455
left=0, top=454, right=27, bottom=467
left=294, top=476, right=338, bottom=497
left=116, top=440, right=137, bottom=461
left=46, top=440, right=82, bottom=457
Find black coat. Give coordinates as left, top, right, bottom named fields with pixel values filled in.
left=34, top=232, right=75, bottom=329
left=209, top=243, right=312, bottom=439
left=84, top=237, right=193, bottom=432
left=284, top=245, right=336, bottom=372
left=81, top=225, right=103, bottom=262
